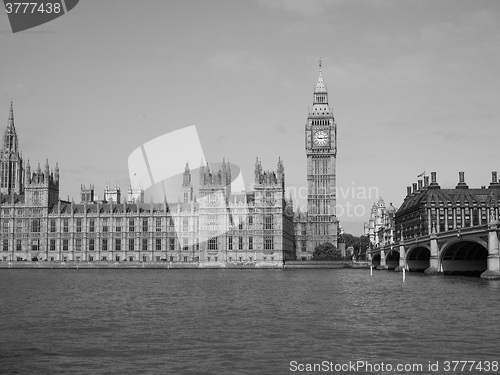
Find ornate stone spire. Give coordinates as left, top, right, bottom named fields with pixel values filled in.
left=25, top=159, right=31, bottom=184
left=199, top=159, right=205, bottom=185
left=315, top=58, right=327, bottom=94
left=311, top=58, right=332, bottom=116
left=3, top=100, right=19, bottom=153
left=277, top=157, right=285, bottom=184
left=183, top=162, right=191, bottom=186
left=8, top=100, right=14, bottom=130
left=44, top=159, right=50, bottom=178
left=254, top=157, right=262, bottom=184
left=54, top=162, right=59, bottom=182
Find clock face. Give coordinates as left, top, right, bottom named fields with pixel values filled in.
left=313, top=131, right=329, bottom=146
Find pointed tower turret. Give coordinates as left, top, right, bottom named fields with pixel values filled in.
left=25, top=159, right=31, bottom=184
left=277, top=157, right=285, bottom=189
left=311, top=58, right=332, bottom=116
left=183, top=162, right=191, bottom=187
left=315, top=59, right=327, bottom=94
left=220, top=157, right=231, bottom=195
left=254, top=157, right=261, bottom=184
left=181, top=162, right=193, bottom=203
left=225, top=158, right=231, bottom=198
left=8, top=100, right=14, bottom=129
left=221, top=157, right=227, bottom=185
left=0, top=101, right=23, bottom=194
left=44, top=159, right=50, bottom=180
left=199, top=159, right=205, bottom=186
left=54, top=162, right=59, bottom=183
left=3, top=100, right=18, bottom=152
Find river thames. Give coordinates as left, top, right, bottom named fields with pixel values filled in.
left=0, top=269, right=499, bottom=374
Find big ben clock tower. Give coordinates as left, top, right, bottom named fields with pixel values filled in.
left=305, top=60, right=338, bottom=252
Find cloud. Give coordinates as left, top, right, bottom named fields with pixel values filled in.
left=418, top=21, right=460, bottom=48
left=274, top=123, right=287, bottom=134
left=1, top=83, right=27, bottom=97
left=206, top=50, right=274, bottom=76
left=281, top=19, right=335, bottom=35
left=418, top=8, right=500, bottom=54
left=215, top=134, right=227, bottom=142
left=426, top=129, right=467, bottom=141
left=258, top=0, right=394, bottom=17
left=119, top=65, right=158, bottom=81
left=258, top=0, right=333, bottom=17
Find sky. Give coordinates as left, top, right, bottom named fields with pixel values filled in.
left=1, top=0, right=499, bottom=235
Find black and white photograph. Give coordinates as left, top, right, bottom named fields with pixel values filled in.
left=1, top=1, right=500, bottom=374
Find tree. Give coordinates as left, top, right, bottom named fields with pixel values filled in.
left=312, top=242, right=341, bottom=260
left=342, top=233, right=370, bottom=260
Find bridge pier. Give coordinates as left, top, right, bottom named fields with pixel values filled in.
left=480, top=220, right=500, bottom=279
left=394, top=242, right=406, bottom=271
left=424, top=233, right=442, bottom=275
left=376, top=249, right=387, bottom=270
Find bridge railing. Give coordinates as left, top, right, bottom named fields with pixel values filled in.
left=369, top=224, right=490, bottom=255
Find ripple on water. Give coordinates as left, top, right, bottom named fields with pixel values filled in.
left=0, top=269, right=499, bottom=374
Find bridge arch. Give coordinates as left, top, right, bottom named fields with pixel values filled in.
left=385, top=250, right=400, bottom=270
left=371, top=253, right=381, bottom=268
left=440, top=239, right=488, bottom=276
left=406, top=245, right=430, bottom=272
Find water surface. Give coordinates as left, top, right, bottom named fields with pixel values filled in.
left=1, top=269, right=499, bottom=374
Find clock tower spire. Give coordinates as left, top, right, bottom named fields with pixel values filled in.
left=304, top=60, right=338, bottom=255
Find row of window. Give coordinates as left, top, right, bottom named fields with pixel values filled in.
left=206, top=256, right=275, bottom=262
left=398, top=207, right=495, bottom=236
left=2, top=236, right=275, bottom=252
left=310, top=118, right=329, bottom=125
left=227, top=236, right=254, bottom=250
left=1, top=255, right=277, bottom=263
left=2, top=238, right=177, bottom=252
left=1, top=208, right=43, bottom=215
left=1, top=217, right=182, bottom=233
left=430, top=201, right=496, bottom=207
left=203, top=236, right=276, bottom=250
left=0, top=215, right=269, bottom=233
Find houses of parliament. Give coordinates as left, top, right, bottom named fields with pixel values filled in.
left=0, top=64, right=340, bottom=266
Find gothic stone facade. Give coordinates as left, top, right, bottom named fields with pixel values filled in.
left=1, top=64, right=342, bottom=264
left=0, top=103, right=295, bottom=265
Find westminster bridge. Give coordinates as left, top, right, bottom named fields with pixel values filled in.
left=368, top=219, right=500, bottom=279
